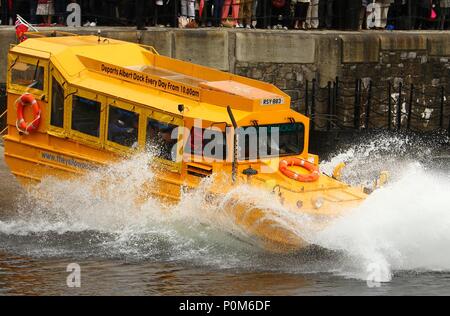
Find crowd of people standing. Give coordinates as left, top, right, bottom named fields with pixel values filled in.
left=1, top=0, right=450, bottom=30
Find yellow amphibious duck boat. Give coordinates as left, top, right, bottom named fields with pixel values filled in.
left=3, top=33, right=369, bottom=252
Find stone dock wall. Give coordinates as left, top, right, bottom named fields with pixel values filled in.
left=1, top=27, right=449, bottom=132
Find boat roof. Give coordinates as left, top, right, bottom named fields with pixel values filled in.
left=10, top=35, right=295, bottom=124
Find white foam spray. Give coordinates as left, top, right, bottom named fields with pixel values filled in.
left=0, top=134, right=449, bottom=282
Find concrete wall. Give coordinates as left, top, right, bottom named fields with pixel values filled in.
left=1, top=26, right=449, bottom=131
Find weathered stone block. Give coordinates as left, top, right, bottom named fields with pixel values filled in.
left=235, top=32, right=315, bottom=64
left=341, top=34, right=380, bottom=63
left=428, top=34, right=450, bottom=56
left=173, top=29, right=229, bottom=70
left=140, top=29, right=173, bottom=57
left=379, top=34, right=427, bottom=51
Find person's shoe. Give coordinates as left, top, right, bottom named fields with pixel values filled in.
left=90, top=22, right=96, bottom=27
left=245, top=24, right=251, bottom=29
left=186, top=20, right=199, bottom=28
left=251, top=20, right=257, bottom=28
left=83, top=21, right=91, bottom=27
left=222, top=20, right=234, bottom=28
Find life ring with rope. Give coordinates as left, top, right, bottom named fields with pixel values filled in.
left=16, top=93, right=41, bottom=135
left=279, top=157, right=320, bottom=183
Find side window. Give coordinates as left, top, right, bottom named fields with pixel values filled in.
left=50, top=76, right=64, bottom=128
left=146, top=118, right=178, bottom=161
left=72, top=95, right=101, bottom=137
left=108, top=106, right=139, bottom=148
left=11, top=61, right=44, bottom=91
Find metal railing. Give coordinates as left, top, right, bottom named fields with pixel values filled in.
left=299, top=77, right=450, bottom=137
left=2, top=1, right=446, bottom=30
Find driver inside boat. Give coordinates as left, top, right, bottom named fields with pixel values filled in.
left=108, top=109, right=138, bottom=148
left=146, top=120, right=177, bottom=161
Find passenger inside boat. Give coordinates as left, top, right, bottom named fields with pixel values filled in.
left=185, top=127, right=227, bottom=161
left=237, top=123, right=305, bottom=160
left=108, top=106, right=139, bottom=148
left=72, top=96, right=101, bottom=138
left=146, top=119, right=178, bottom=161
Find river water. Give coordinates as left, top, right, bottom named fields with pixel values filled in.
left=0, top=133, right=449, bottom=296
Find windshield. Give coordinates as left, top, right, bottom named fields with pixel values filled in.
left=237, top=123, right=305, bottom=161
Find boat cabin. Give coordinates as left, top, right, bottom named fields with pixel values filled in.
left=4, top=33, right=312, bottom=190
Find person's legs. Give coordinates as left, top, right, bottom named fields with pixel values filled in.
left=346, top=0, right=361, bottom=30
left=7, top=0, right=15, bottom=24
left=378, top=0, right=390, bottom=28
left=200, top=0, right=210, bottom=25
left=294, top=2, right=300, bottom=28
left=326, top=0, right=333, bottom=28
left=54, top=0, right=66, bottom=24
left=306, top=0, right=318, bottom=28
left=251, top=0, right=258, bottom=25
left=264, top=0, right=272, bottom=28
left=165, top=0, right=176, bottom=26
left=231, top=0, right=240, bottom=24
left=281, top=0, right=291, bottom=27
left=445, top=7, right=450, bottom=29
left=1, top=0, right=7, bottom=25
left=310, top=0, right=319, bottom=28
left=187, top=0, right=195, bottom=19
left=299, top=2, right=309, bottom=28
left=333, top=0, right=345, bottom=29
left=305, top=0, right=312, bottom=28
left=237, top=0, right=244, bottom=25
left=359, top=5, right=366, bottom=29
left=29, top=0, right=38, bottom=24
left=222, top=0, right=231, bottom=19
left=416, top=5, right=427, bottom=29
left=213, top=0, right=223, bottom=25
left=135, top=0, right=145, bottom=29
left=181, top=0, right=187, bottom=17
left=244, top=0, right=252, bottom=25
left=318, top=0, right=325, bottom=28
left=443, top=7, right=450, bottom=29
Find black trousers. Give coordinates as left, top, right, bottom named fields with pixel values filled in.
left=270, top=0, right=291, bottom=27
left=29, top=0, right=38, bottom=24
left=152, top=1, right=176, bottom=26
left=333, top=0, right=361, bottom=30
left=136, top=0, right=146, bottom=28
left=1, top=0, right=12, bottom=25
left=318, top=0, right=333, bottom=28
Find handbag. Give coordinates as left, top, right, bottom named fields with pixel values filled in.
left=272, top=0, right=286, bottom=9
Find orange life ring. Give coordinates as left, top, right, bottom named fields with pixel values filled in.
left=16, top=93, right=41, bottom=134
left=279, top=157, right=320, bottom=182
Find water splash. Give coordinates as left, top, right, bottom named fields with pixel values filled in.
left=316, top=132, right=450, bottom=281
left=0, top=134, right=449, bottom=283
left=312, top=163, right=450, bottom=282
